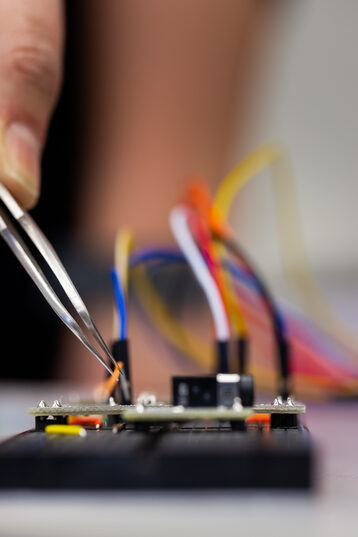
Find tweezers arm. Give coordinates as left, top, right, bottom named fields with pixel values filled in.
left=0, top=209, right=113, bottom=376
left=0, top=183, right=129, bottom=397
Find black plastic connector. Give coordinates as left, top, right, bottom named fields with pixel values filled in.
left=35, top=415, right=66, bottom=431
left=239, top=374, right=254, bottom=407
left=278, top=339, right=291, bottom=401
left=216, top=340, right=229, bottom=373
left=112, top=338, right=132, bottom=404
left=271, top=413, right=298, bottom=429
left=237, top=337, right=248, bottom=374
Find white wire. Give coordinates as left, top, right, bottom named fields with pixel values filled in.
left=169, top=205, right=230, bottom=341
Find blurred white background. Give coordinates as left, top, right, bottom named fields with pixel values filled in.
left=230, top=0, right=358, bottom=284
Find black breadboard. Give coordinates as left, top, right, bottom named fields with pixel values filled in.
left=0, top=425, right=313, bottom=489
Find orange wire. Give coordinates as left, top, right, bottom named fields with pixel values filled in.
left=94, top=361, right=123, bottom=401
left=186, top=180, right=247, bottom=336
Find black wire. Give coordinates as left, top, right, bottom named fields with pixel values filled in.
left=237, top=336, right=248, bottom=375
left=216, top=235, right=291, bottom=399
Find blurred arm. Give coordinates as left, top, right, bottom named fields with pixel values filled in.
left=77, top=0, right=265, bottom=250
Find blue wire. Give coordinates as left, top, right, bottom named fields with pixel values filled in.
left=111, top=269, right=127, bottom=340
left=131, top=247, right=252, bottom=284
left=223, top=259, right=260, bottom=293
left=130, top=247, right=184, bottom=267
left=225, top=259, right=285, bottom=335
left=130, top=247, right=258, bottom=291
left=125, top=246, right=356, bottom=372
left=130, top=246, right=286, bottom=337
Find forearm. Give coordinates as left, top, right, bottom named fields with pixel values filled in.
left=76, top=0, right=263, bottom=250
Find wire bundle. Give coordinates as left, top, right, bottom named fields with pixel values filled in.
left=110, top=144, right=358, bottom=401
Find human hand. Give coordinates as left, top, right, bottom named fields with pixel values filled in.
left=0, top=0, right=63, bottom=208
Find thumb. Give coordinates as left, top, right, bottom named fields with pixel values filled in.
left=0, top=0, right=63, bottom=208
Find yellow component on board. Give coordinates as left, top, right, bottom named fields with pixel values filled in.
left=45, top=424, right=87, bottom=437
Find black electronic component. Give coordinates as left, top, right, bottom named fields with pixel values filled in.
left=173, top=376, right=217, bottom=407
left=172, top=374, right=254, bottom=408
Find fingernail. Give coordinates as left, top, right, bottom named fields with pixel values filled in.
left=3, top=122, right=41, bottom=207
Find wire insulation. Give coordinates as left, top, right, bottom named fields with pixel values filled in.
left=170, top=206, right=230, bottom=341
left=114, top=229, right=133, bottom=297
left=111, top=269, right=127, bottom=340
left=130, top=247, right=358, bottom=398
left=215, top=142, right=358, bottom=359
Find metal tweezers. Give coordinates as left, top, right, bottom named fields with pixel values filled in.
left=0, top=183, right=129, bottom=399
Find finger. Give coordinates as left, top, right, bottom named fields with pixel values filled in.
left=0, top=0, right=64, bottom=208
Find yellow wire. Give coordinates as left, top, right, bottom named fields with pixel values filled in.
left=131, top=260, right=357, bottom=398
left=112, top=228, right=133, bottom=339
left=114, top=228, right=133, bottom=297
left=107, top=172, right=358, bottom=398
left=217, top=244, right=247, bottom=337
left=215, top=143, right=280, bottom=217
left=214, top=142, right=358, bottom=359
left=131, top=264, right=214, bottom=370
left=113, top=227, right=215, bottom=370
left=208, top=239, right=247, bottom=336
